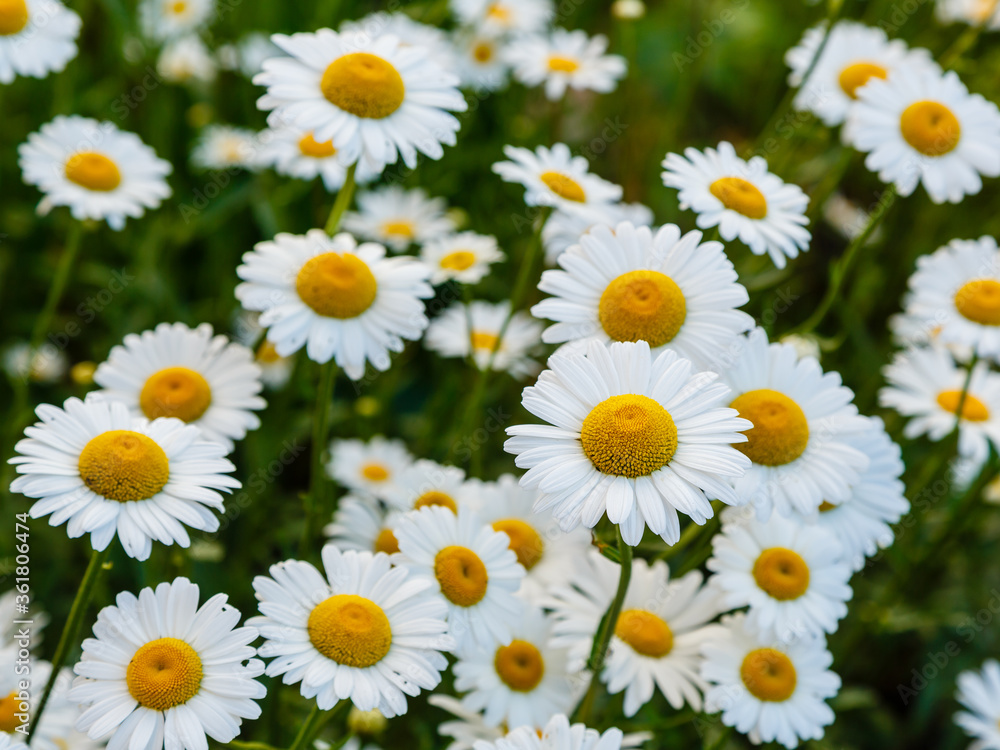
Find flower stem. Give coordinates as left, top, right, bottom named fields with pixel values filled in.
left=286, top=702, right=341, bottom=750
left=30, top=221, right=84, bottom=352
left=324, top=164, right=357, bottom=236
left=300, top=361, right=338, bottom=557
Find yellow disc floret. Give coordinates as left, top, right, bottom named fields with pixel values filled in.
left=308, top=594, right=392, bottom=668
left=492, top=519, right=544, bottom=570
left=296, top=252, right=378, bottom=319
left=0, top=0, right=28, bottom=35
left=78, top=430, right=170, bottom=502
left=955, top=279, right=1000, bottom=326
left=374, top=528, right=399, bottom=555
left=440, top=251, right=477, bottom=271
left=414, top=491, right=457, bottom=513
left=900, top=101, right=961, bottom=157
left=540, top=171, right=586, bottom=203
left=435, top=545, right=489, bottom=606
left=65, top=152, right=122, bottom=192
left=362, top=463, right=389, bottom=482
left=140, top=366, right=212, bottom=423
left=837, top=61, right=888, bottom=99
left=382, top=220, right=415, bottom=240
left=126, top=638, right=203, bottom=711
left=709, top=177, right=767, bottom=219
left=615, top=609, right=674, bottom=658
left=598, top=270, right=687, bottom=347
left=321, top=53, right=406, bottom=119
left=0, top=691, right=24, bottom=732
left=471, top=331, right=500, bottom=353
left=298, top=132, right=337, bottom=158
left=548, top=56, right=580, bottom=73
left=580, top=394, right=677, bottom=478
left=740, top=648, right=797, bottom=702
left=937, top=389, right=990, bottom=422
left=494, top=640, right=545, bottom=692
left=730, top=389, right=810, bottom=467
left=752, top=547, right=811, bottom=600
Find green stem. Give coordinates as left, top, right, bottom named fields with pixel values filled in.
left=300, top=361, right=338, bottom=557
left=30, top=221, right=84, bottom=351
left=939, top=18, right=990, bottom=70
left=324, top=165, right=357, bottom=236
left=286, top=703, right=339, bottom=750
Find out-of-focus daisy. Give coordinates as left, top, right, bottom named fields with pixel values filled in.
left=217, top=32, right=283, bottom=78
left=324, top=495, right=401, bottom=554
left=845, top=66, right=1000, bottom=204
left=0, top=589, right=47, bottom=646
left=821, top=192, right=886, bottom=243
left=542, top=202, right=654, bottom=265
left=505, top=29, right=626, bottom=101
left=10, top=397, right=239, bottom=560
left=70, top=577, right=265, bottom=749
left=0, top=0, right=80, bottom=84
left=157, top=35, right=217, bottom=85
left=139, top=0, right=213, bottom=40
left=93, top=322, right=266, bottom=452
left=343, top=186, right=456, bottom=252
left=340, top=12, right=457, bottom=72
left=785, top=21, right=938, bottom=127
left=889, top=293, right=970, bottom=357
left=326, top=436, right=413, bottom=502
left=702, top=614, right=840, bottom=749
left=505, top=340, right=752, bottom=546
left=0, top=658, right=85, bottom=750
left=493, top=143, right=623, bottom=214
left=955, top=659, right=1000, bottom=750
left=936, top=0, right=1000, bottom=29
left=1, top=341, right=67, bottom=384
left=430, top=694, right=506, bottom=749
left=191, top=125, right=262, bottom=171
left=546, top=550, right=723, bottom=717
left=0, top=735, right=25, bottom=750
left=475, top=713, right=624, bottom=750
left=258, top=125, right=356, bottom=191
left=531, top=221, right=753, bottom=369
left=383, top=459, right=475, bottom=514
left=421, top=232, right=504, bottom=286
left=394, top=506, right=525, bottom=650
left=662, top=141, right=811, bottom=269
left=19, top=116, right=172, bottom=230
left=254, top=339, right=295, bottom=389
left=255, top=29, right=467, bottom=173
left=612, top=0, right=646, bottom=19
left=450, top=0, right=554, bottom=37
left=235, top=229, right=433, bottom=379
left=454, top=31, right=510, bottom=92
left=425, top=302, right=543, bottom=379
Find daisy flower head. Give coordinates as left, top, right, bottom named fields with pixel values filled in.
left=383, top=459, right=475, bottom=515
left=936, top=0, right=1000, bottom=29
left=421, top=232, right=504, bottom=286
left=785, top=21, right=938, bottom=127
left=0, top=658, right=84, bottom=750
left=326, top=435, right=413, bottom=502
left=139, top=0, right=213, bottom=40
left=701, top=614, right=840, bottom=749
left=542, top=201, right=654, bottom=266
left=258, top=124, right=363, bottom=192
left=235, top=229, right=433, bottom=379
left=393, top=505, right=525, bottom=651
left=955, top=659, right=1000, bottom=749
left=505, top=339, right=752, bottom=546
left=845, top=65, right=1000, bottom=204
left=18, top=116, right=172, bottom=230
left=324, top=495, right=402, bottom=555
left=450, top=0, right=554, bottom=37
left=531, top=221, right=753, bottom=369
left=191, top=125, right=262, bottom=171
left=454, top=30, right=510, bottom=92
left=662, top=141, right=811, bottom=269
left=9, top=396, right=239, bottom=561
left=92, top=322, right=266, bottom=452
left=157, top=35, right=217, bottom=85
left=0, top=0, right=80, bottom=84
left=255, top=28, right=468, bottom=174
left=505, top=28, right=627, bottom=101
left=425, top=301, right=543, bottom=379
left=493, top=143, right=623, bottom=214
left=343, top=186, right=456, bottom=252
left=474, top=713, right=625, bottom=750
left=69, top=577, right=265, bottom=749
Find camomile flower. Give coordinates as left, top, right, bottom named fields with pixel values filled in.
left=0, top=0, right=80, bottom=84
left=425, top=302, right=543, bottom=380
left=92, top=321, right=266, bottom=453
left=421, top=232, right=505, bottom=285
left=493, top=144, right=623, bottom=214
left=454, top=31, right=510, bottom=92
left=235, top=229, right=433, bottom=379
left=661, top=141, right=811, bottom=269
left=450, top=0, right=554, bottom=37
left=542, top=202, right=654, bottom=266
left=324, top=495, right=402, bottom=555
left=955, top=659, right=1000, bottom=750
left=505, top=339, right=752, bottom=546
left=785, top=21, right=938, bottom=127
left=340, top=12, right=457, bottom=72
left=936, top=0, right=1000, bottom=29
left=845, top=65, right=1000, bottom=204
left=475, top=713, right=625, bottom=750
left=255, top=28, right=468, bottom=173
left=220, top=32, right=283, bottom=79
left=394, top=506, right=525, bottom=650
left=251, top=546, right=452, bottom=716
left=258, top=125, right=362, bottom=192
left=888, top=293, right=974, bottom=361
left=505, top=29, right=626, bottom=101
left=19, top=116, right=172, bottom=231
left=343, top=186, right=456, bottom=252
left=69, top=577, right=265, bottom=749
left=531, top=221, right=753, bottom=369
left=0, top=657, right=85, bottom=750
left=191, top=125, right=261, bottom=171
left=545, top=550, right=724, bottom=717
left=254, top=339, right=295, bottom=389
left=9, top=396, right=239, bottom=561
left=139, top=0, right=213, bottom=40
left=701, top=614, right=840, bottom=750
left=383, top=459, right=475, bottom=515
left=2, top=341, right=67, bottom=384
left=157, top=35, right=217, bottom=85
left=326, top=436, right=414, bottom=502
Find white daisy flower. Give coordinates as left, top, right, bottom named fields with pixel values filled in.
left=343, top=186, right=456, bottom=252
left=258, top=125, right=363, bottom=192
left=785, top=21, right=938, bottom=127
left=92, top=321, right=266, bottom=453
left=235, top=229, right=433, bottom=380
left=9, top=397, right=239, bottom=561
left=955, top=659, right=1000, bottom=750
left=716, top=327, right=870, bottom=519
left=394, top=506, right=526, bottom=651
left=255, top=28, right=468, bottom=174
left=139, top=0, right=213, bottom=41
left=505, top=340, right=752, bottom=546
left=326, top=436, right=413, bottom=502
left=531, top=221, right=753, bottom=370
left=702, top=614, right=840, bottom=750
left=191, top=125, right=262, bottom=171
left=474, top=713, right=625, bottom=750
left=888, top=292, right=974, bottom=362
left=430, top=694, right=507, bottom=749
left=157, top=34, right=217, bottom=85
left=0, top=658, right=86, bottom=750
left=450, top=0, right=554, bottom=37
left=0, top=0, right=80, bottom=84
left=661, top=141, right=811, bottom=269
left=454, top=31, right=510, bottom=92
left=493, top=143, right=623, bottom=214
left=324, top=495, right=401, bottom=555
left=505, top=28, right=626, bottom=101
left=421, top=232, right=505, bottom=286
left=69, top=577, right=264, bottom=749
left=425, top=302, right=543, bottom=380
left=845, top=65, right=1000, bottom=204
left=339, top=12, right=457, bottom=72
left=18, top=116, right=172, bottom=231
left=545, top=549, right=724, bottom=717
left=383, top=459, right=475, bottom=514
left=0, top=589, right=47, bottom=646
left=251, top=546, right=453, bottom=716
left=936, top=0, right=1000, bottom=29
left=1, top=341, right=67, bottom=384
left=254, top=339, right=296, bottom=389
left=217, top=32, right=283, bottom=78
left=542, top=202, right=654, bottom=266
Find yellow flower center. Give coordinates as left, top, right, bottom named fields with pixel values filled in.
left=382, top=220, right=415, bottom=240
left=580, top=394, right=677, bottom=478
left=256, top=340, right=281, bottom=363
left=435, top=545, right=489, bottom=606
left=473, top=42, right=494, bottom=63
left=955, top=279, right=1000, bottom=326
left=126, top=638, right=203, bottom=711
left=321, top=53, right=406, bottom=120
left=615, top=609, right=674, bottom=658
left=492, top=519, right=544, bottom=570
left=64, top=152, right=122, bottom=192
left=900, top=101, right=961, bottom=157
left=598, top=269, right=687, bottom=347
left=361, top=463, right=389, bottom=481
left=139, top=366, right=212, bottom=423
left=308, top=594, right=392, bottom=667
left=486, top=2, right=510, bottom=21
left=296, top=252, right=378, bottom=319
left=741, top=648, right=797, bottom=702
left=169, top=0, right=187, bottom=14
left=374, top=528, right=399, bottom=555
left=730, top=389, right=810, bottom=467
left=0, top=691, right=23, bottom=732
left=937, top=389, right=990, bottom=422
left=471, top=331, right=499, bottom=353
left=540, top=171, right=586, bottom=203
left=440, top=250, right=477, bottom=271
left=494, top=640, right=545, bottom=692
left=414, top=491, right=457, bottom=513
left=752, top=547, right=811, bottom=600
left=0, top=0, right=28, bottom=35
left=837, top=61, right=888, bottom=99
left=548, top=56, right=580, bottom=73
left=709, top=177, right=768, bottom=219
left=78, top=430, right=170, bottom=502
left=298, top=132, right=337, bottom=158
